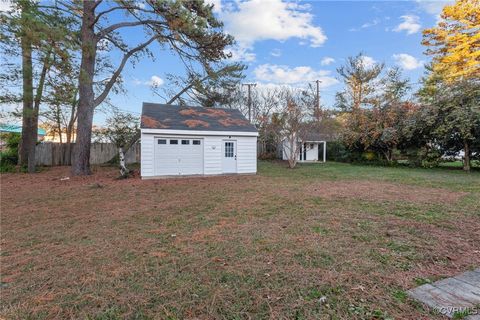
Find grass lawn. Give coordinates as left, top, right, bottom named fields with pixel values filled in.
left=1, top=161, right=479, bottom=319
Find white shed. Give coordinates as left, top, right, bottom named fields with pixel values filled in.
left=140, top=103, right=258, bottom=178
left=282, top=132, right=328, bottom=163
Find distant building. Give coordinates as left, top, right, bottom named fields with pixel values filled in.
left=0, top=124, right=46, bottom=137
left=0, top=124, right=46, bottom=150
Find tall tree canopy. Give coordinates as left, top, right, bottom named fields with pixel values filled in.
left=335, top=53, right=384, bottom=113
left=422, top=0, right=480, bottom=82
left=0, top=0, right=77, bottom=172
left=46, top=0, right=234, bottom=175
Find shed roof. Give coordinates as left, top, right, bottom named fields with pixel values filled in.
left=141, top=103, right=257, bottom=133
left=304, top=132, right=337, bottom=142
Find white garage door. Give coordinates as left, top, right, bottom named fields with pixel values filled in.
left=154, top=138, right=203, bottom=176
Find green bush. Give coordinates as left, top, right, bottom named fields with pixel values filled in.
left=258, top=152, right=277, bottom=160
left=0, top=133, right=20, bottom=172
left=401, top=146, right=441, bottom=168
left=326, top=141, right=368, bottom=163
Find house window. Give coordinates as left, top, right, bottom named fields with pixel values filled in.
left=170, top=139, right=178, bottom=144
left=225, top=142, right=234, bottom=157
left=158, top=139, right=166, bottom=144
left=181, top=140, right=190, bottom=145
left=193, top=140, right=201, bottom=145
left=310, top=144, right=314, bottom=149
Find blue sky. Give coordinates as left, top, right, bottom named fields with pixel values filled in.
left=110, top=0, right=449, bottom=125
left=0, top=0, right=451, bottom=125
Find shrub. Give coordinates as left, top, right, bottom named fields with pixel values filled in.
left=0, top=133, right=20, bottom=172
left=326, top=141, right=368, bottom=163
left=258, top=152, right=277, bottom=160
left=401, top=146, right=441, bottom=168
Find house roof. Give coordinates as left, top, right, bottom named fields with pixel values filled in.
left=141, top=103, right=258, bottom=133
left=304, top=131, right=337, bottom=142
left=0, top=124, right=46, bottom=135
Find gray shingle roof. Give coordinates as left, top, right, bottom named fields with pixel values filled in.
left=141, top=103, right=258, bottom=133
left=304, top=132, right=338, bottom=142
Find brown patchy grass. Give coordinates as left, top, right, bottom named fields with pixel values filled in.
left=306, top=181, right=468, bottom=204
left=1, top=162, right=479, bottom=319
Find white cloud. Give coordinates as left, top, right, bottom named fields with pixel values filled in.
left=393, top=53, right=424, bottom=70
left=416, top=0, right=454, bottom=24
left=149, top=75, right=164, bottom=87
left=226, top=46, right=256, bottom=62
left=416, top=0, right=453, bottom=16
left=0, top=0, right=13, bottom=12
left=253, top=64, right=338, bottom=88
left=393, top=15, right=421, bottom=35
left=270, top=49, right=282, bottom=57
left=221, top=0, right=326, bottom=62
left=204, top=0, right=222, bottom=13
left=133, top=75, right=164, bottom=87
left=360, top=56, right=377, bottom=68
left=320, top=57, right=335, bottom=66
left=350, top=18, right=381, bottom=32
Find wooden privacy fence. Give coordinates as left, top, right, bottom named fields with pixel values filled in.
left=35, top=143, right=140, bottom=166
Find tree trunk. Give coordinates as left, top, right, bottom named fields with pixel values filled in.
left=71, top=1, right=97, bottom=175
left=384, top=149, right=393, bottom=163
left=66, top=100, right=78, bottom=144
left=119, top=147, right=129, bottom=178
left=463, top=141, right=471, bottom=172
left=287, top=136, right=298, bottom=169
left=26, top=51, right=51, bottom=172
left=18, top=6, right=35, bottom=171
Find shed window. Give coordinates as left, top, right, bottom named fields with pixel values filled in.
left=193, top=140, right=201, bottom=145
left=225, top=142, right=234, bottom=158
left=170, top=139, right=178, bottom=145
left=181, top=140, right=190, bottom=145
left=158, top=139, right=166, bottom=144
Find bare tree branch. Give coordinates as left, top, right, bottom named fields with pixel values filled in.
left=96, top=20, right=166, bottom=40
left=92, top=0, right=103, bottom=10
left=93, top=35, right=160, bottom=107
left=93, top=5, right=158, bottom=26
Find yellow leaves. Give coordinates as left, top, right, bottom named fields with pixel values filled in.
left=422, top=0, right=480, bottom=82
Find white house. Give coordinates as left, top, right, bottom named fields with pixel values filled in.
left=140, top=103, right=258, bottom=178
left=282, top=132, right=328, bottom=162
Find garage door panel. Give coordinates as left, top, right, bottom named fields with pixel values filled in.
left=154, top=138, right=203, bottom=176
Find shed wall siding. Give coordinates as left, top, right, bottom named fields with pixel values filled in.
left=140, top=131, right=256, bottom=178
left=236, top=136, right=257, bottom=173
left=140, top=133, right=155, bottom=177
left=204, top=136, right=223, bottom=175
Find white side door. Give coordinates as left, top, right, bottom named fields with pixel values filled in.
left=222, top=140, right=237, bottom=173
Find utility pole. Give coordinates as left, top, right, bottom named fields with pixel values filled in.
left=314, top=80, right=322, bottom=122
left=242, top=83, right=256, bottom=122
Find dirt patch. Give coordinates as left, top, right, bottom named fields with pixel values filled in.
left=1, top=165, right=478, bottom=319
left=307, top=180, right=467, bottom=204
